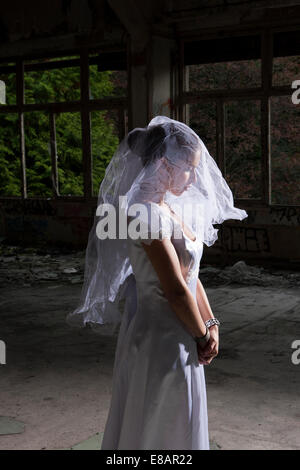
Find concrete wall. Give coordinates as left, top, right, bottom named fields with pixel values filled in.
left=0, top=199, right=299, bottom=268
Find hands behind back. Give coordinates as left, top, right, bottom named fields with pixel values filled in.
left=197, top=325, right=219, bottom=365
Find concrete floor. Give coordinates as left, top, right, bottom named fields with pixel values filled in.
left=0, top=247, right=299, bottom=450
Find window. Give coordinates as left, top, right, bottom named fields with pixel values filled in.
left=271, top=96, right=300, bottom=205
left=24, top=111, right=52, bottom=197
left=188, top=101, right=217, bottom=157
left=24, top=56, right=81, bottom=104
left=0, top=112, right=21, bottom=196
left=91, top=109, right=121, bottom=196
left=0, top=50, right=128, bottom=198
left=182, top=30, right=300, bottom=206
left=224, top=100, right=261, bottom=200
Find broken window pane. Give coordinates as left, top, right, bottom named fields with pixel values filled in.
left=24, top=111, right=52, bottom=197
left=89, top=52, right=127, bottom=99
left=271, top=95, right=300, bottom=205
left=0, top=113, right=21, bottom=196
left=91, top=109, right=120, bottom=196
left=56, top=112, right=83, bottom=196
left=272, top=55, right=300, bottom=87
left=24, top=56, right=81, bottom=104
left=89, top=67, right=127, bottom=99
left=187, top=59, right=261, bottom=91
left=224, top=100, right=262, bottom=199
left=186, top=101, right=217, bottom=157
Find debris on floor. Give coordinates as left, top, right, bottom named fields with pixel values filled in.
left=200, top=260, right=300, bottom=288
left=0, top=245, right=85, bottom=287
left=0, top=244, right=299, bottom=288
left=0, top=243, right=299, bottom=450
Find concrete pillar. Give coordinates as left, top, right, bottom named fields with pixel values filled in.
left=107, top=1, right=176, bottom=130
left=129, top=35, right=176, bottom=130
left=148, top=36, right=175, bottom=121
left=129, top=37, right=150, bottom=130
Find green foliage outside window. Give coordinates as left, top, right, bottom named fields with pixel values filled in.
left=0, top=59, right=121, bottom=197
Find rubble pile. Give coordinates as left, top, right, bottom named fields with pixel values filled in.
left=0, top=245, right=85, bottom=287
left=200, top=260, right=300, bottom=288
left=0, top=245, right=299, bottom=289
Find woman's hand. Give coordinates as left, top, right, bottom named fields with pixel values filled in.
left=197, top=325, right=219, bottom=365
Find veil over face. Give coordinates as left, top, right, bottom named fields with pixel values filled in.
left=66, top=116, right=248, bottom=335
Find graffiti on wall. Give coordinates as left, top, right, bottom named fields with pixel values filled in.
left=269, top=207, right=300, bottom=225
left=223, top=226, right=271, bottom=253
left=1, top=199, right=56, bottom=216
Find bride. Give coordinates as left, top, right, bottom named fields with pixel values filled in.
left=66, top=116, right=248, bottom=450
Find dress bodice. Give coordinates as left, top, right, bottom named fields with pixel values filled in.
left=159, top=204, right=203, bottom=284
left=127, top=202, right=204, bottom=293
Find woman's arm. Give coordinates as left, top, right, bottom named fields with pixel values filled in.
left=141, top=238, right=207, bottom=339
left=196, top=277, right=219, bottom=362
left=196, top=278, right=215, bottom=322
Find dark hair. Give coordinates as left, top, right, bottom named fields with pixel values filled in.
left=167, top=122, right=199, bottom=157
left=128, top=125, right=167, bottom=166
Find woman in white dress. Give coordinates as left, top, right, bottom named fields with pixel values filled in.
left=66, top=116, right=248, bottom=450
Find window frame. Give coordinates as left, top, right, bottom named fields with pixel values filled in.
left=177, top=26, right=300, bottom=208
left=0, top=47, right=128, bottom=201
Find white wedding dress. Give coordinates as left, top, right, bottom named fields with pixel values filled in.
left=101, top=204, right=210, bottom=450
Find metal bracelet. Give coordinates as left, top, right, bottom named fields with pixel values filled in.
left=205, top=318, right=220, bottom=329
